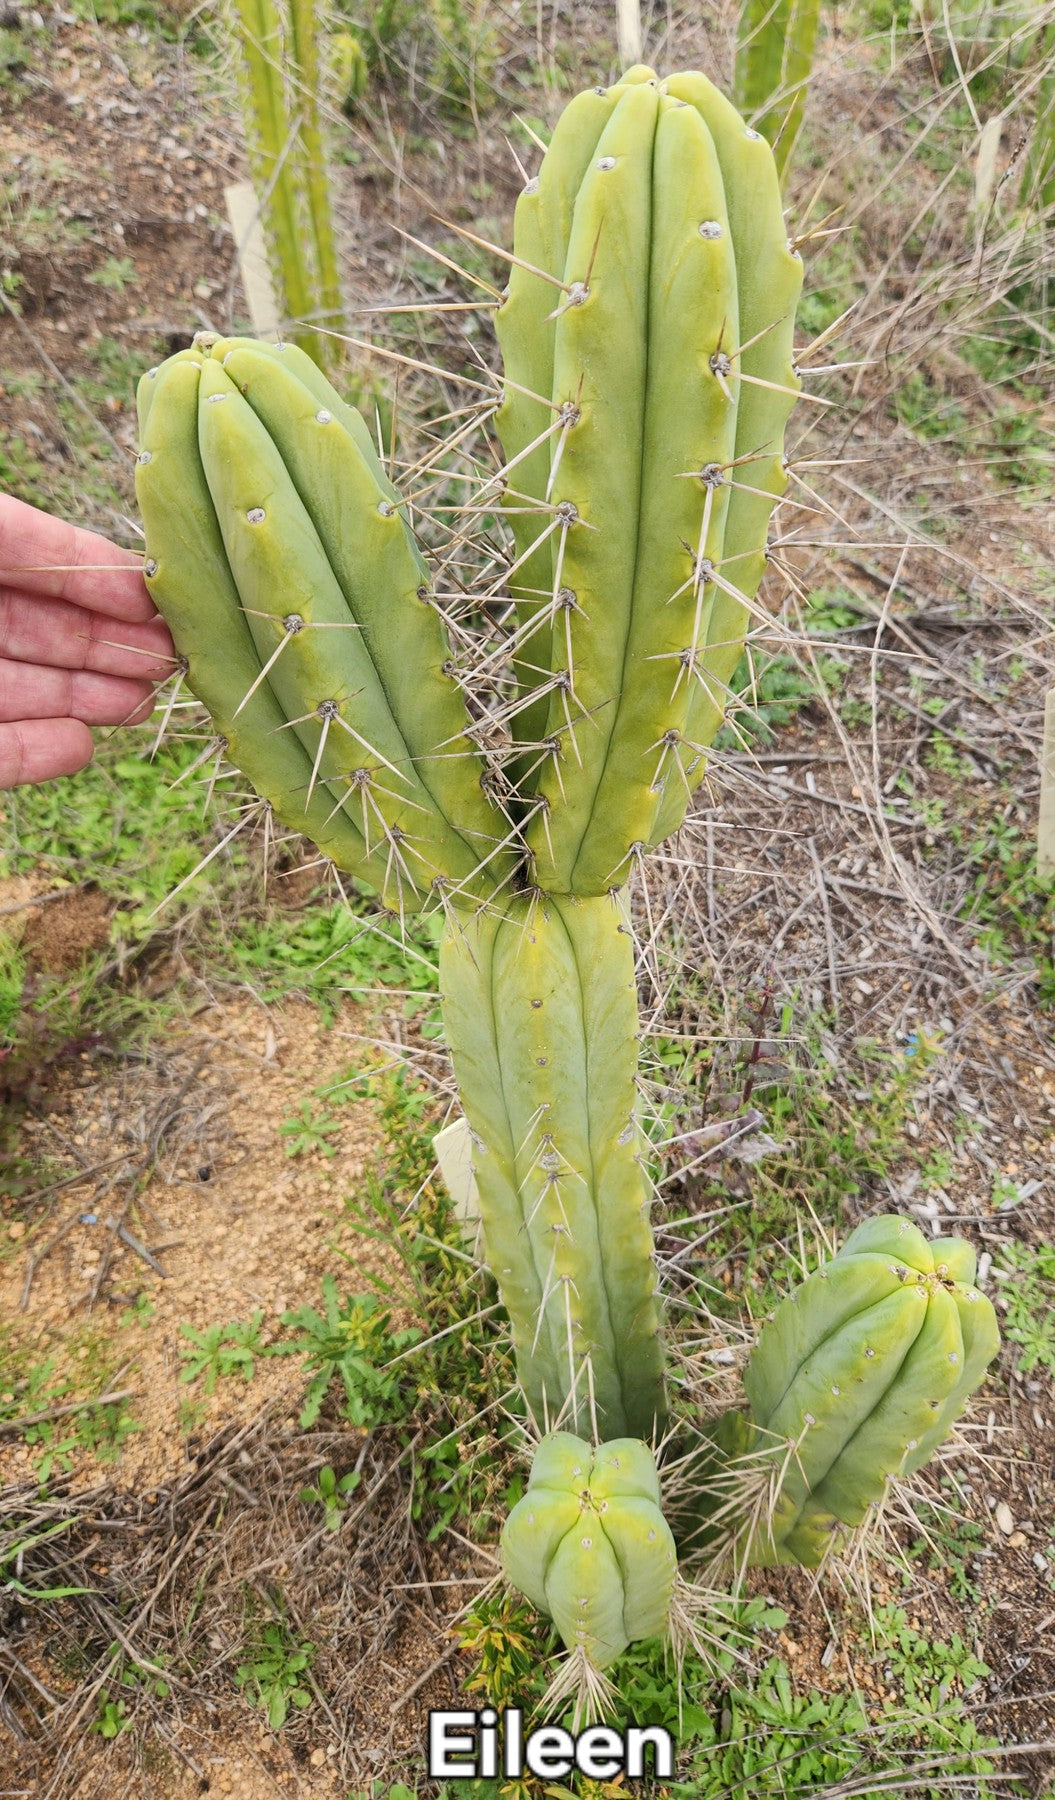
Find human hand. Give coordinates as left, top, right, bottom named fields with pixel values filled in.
left=0, top=494, right=175, bottom=788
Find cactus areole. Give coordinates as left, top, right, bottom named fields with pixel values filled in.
left=134, top=69, right=997, bottom=1688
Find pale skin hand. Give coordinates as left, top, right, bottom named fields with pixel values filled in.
left=0, top=494, right=176, bottom=789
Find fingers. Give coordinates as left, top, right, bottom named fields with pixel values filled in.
left=0, top=657, right=157, bottom=727
left=0, top=585, right=176, bottom=681
left=0, top=494, right=156, bottom=623
left=0, top=718, right=96, bottom=789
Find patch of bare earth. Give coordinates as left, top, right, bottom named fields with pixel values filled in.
left=0, top=962, right=478, bottom=1798
left=2, top=988, right=388, bottom=1490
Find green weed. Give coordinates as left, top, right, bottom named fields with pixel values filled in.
left=280, top=1099, right=343, bottom=1158
left=0, top=1340, right=140, bottom=1485
left=86, top=255, right=138, bottom=293
left=272, top=1278, right=418, bottom=1429
left=901, top=1497, right=988, bottom=1604
left=92, top=1693, right=130, bottom=1739
left=299, top=1462, right=361, bottom=1529
left=892, top=369, right=968, bottom=441
left=1, top=1517, right=90, bottom=1602
left=178, top=1313, right=268, bottom=1395
left=69, top=0, right=179, bottom=32
left=452, top=1592, right=1000, bottom=1797
left=234, top=1618, right=314, bottom=1729
left=3, top=737, right=244, bottom=917
left=994, top=1240, right=1055, bottom=1375
left=93, top=1646, right=171, bottom=1739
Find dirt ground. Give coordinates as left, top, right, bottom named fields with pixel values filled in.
left=1, top=4, right=1054, bottom=1797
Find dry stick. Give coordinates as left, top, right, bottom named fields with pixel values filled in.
left=12, top=1151, right=132, bottom=1216
left=20, top=1168, right=128, bottom=1309
left=0, top=1387, right=137, bottom=1437
left=1038, top=687, right=1055, bottom=880
left=807, top=836, right=840, bottom=1014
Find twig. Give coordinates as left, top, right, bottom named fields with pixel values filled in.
left=0, top=1387, right=137, bottom=1438
left=389, top=1638, right=460, bottom=1713
left=807, top=837, right=840, bottom=1013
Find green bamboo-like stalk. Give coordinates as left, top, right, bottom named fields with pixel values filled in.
left=1021, top=21, right=1055, bottom=208
left=288, top=0, right=345, bottom=346
left=733, top=0, right=822, bottom=181
left=231, top=0, right=345, bottom=369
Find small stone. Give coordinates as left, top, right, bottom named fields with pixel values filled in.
left=995, top=1500, right=1015, bottom=1535
left=1008, top=1531, right=1027, bottom=1548
left=309, top=1749, right=325, bottom=1768
left=8, top=1221, right=26, bottom=1241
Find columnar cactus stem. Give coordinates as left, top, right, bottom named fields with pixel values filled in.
left=233, top=0, right=345, bottom=367
left=439, top=894, right=665, bottom=1442
left=287, top=0, right=344, bottom=348
left=732, top=0, right=822, bottom=181
left=136, top=335, right=515, bottom=913
left=494, top=66, right=802, bottom=890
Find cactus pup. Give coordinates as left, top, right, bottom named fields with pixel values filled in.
left=686, top=1217, right=1001, bottom=1572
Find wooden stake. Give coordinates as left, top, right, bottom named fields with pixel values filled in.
left=616, top=0, right=642, bottom=67
left=225, top=179, right=281, bottom=339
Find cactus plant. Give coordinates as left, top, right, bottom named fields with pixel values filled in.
left=133, top=66, right=1000, bottom=1703
left=233, top=0, right=345, bottom=367
left=690, top=1216, right=1001, bottom=1570
left=733, top=0, right=822, bottom=182
left=501, top=1433, right=677, bottom=1670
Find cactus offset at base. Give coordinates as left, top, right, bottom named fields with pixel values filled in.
left=502, top=1433, right=677, bottom=1669
left=697, top=1217, right=1000, bottom=1569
